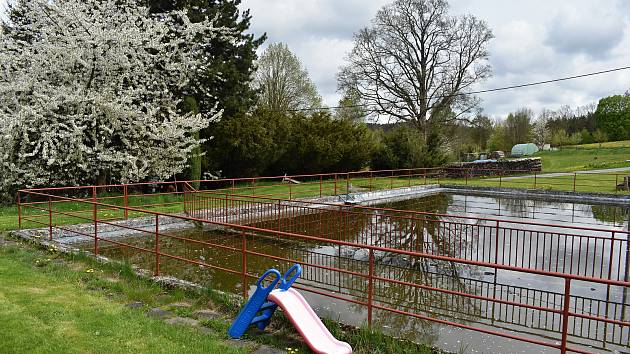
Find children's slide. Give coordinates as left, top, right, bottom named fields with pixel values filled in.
left=228, top=264, right=352, bottom=354
left=268, top=288, right=352, bottom=354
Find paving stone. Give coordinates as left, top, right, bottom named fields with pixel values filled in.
left=224, top=339, right=255, bottom=349
left=146, top=308, right=173, bottom=319
left=125, top=301, right=144, bottom=309
left=169, top=302, right=192, bottom=310
left=192, top=309, right=220, bottom=320
left=250, top=345, right=285, bottom=354
left=199, top=326, right=213, bottom=334
left=164, top=316, right=200, bottom=327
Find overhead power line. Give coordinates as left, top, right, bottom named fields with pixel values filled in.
left=285, top=65, right=630, bottom=113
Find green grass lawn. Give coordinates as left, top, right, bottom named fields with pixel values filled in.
left=535, top=144, right=630, bottom=173
left=449, top=175, right=629, bottom=194
left=568, top=140, right=630, bottom=149
left=0, top=244, right=245, bottom=354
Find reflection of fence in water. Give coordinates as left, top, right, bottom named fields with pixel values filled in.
left=189, top=193, right=629, bottom=282
left=291, top=245, right=630, bottom=349
left=385, top=193, right=630, bottom=228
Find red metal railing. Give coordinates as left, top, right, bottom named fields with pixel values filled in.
left=16, top=166, right=630, bottom=224
left=16, top=166, right=630, bottom=238
left=17, top=183, right=630, bottom=353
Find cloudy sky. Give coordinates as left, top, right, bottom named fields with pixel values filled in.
left=240, top=0, right=630, bottom=119
left=2, top=0, right=628, bottom=119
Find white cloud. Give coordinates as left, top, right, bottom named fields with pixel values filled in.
left=241, top=0, right=630, bottom=119
left=545, top=7, right=625, bottom=58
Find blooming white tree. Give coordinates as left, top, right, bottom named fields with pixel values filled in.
left=0, top=0, right=234, bottom=196
left=532, top=109, right=552, bottom=149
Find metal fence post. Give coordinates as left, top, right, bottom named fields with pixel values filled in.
left=533, top=172, right=537, bottom=189
left=17, top=191, right=22, bottom=230
left=604, top=231, right=616, bottom=339
left=494, top=220, right=500, bottom=264
left=370, top=171, right=373, bottom=191
left=390, top=170, right=394, bottom=189
left=277, top=199, right=281, bottom=234
left=367, top=249, right=374, bottom=328
left=183, top=183, right=188, bottom=215
left=319, top=175, right=323, bottom=197
left=573, top=173, right=577, bottom=192
left=334, top=174, right=338, bottom=196
left=560, top=278, right=572, bottom=354
left=346, top=173, right=350, bottom=194
left=123, top=184, right=129, bottom=219
left=155, top=214, right=160, bottom=276
left=615, top=174, right=619, bottom=193
left=48, top=196, right=53, bottom=241
left=224, top=194, right=228, bottom=223
left=93, top=188, right=98, bottom=256
left=242, top=232, right=248, bottom=299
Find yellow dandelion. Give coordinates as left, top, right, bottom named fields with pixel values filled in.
left=86, top=268, right=94, bottom=273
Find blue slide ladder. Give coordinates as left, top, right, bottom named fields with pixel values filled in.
left=228, top=264, right=302, bottom=339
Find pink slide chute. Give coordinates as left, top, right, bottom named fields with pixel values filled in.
left=268, top=288, right=353, bottom=354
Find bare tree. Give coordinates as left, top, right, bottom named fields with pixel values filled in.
left=338, top=0, right=493, bottom=139
left=505, top=108, right=533, bottom=146
left=254, top=42, right=322, bottom=112
left=555, top=105, right=574, bottom=120
left=575, top=102, right=597, bottom=118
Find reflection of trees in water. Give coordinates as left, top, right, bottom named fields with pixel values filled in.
left=591, top=204, right=629, bottom=226
left=323, top=194, right=483, bottom=342
left=498, top=197, right=535, bottom=218
left=382, top=193, right=454, bottom=215
left=251, top=207, right=373, bottom=244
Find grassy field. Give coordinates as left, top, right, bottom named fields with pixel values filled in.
left=535, top=142, right=630, bottom=172
left=568, top=140, right=630, bottom=149
left=0, top=243, right=246, bottom=354
left=445, top=175, right=628, bottom=194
